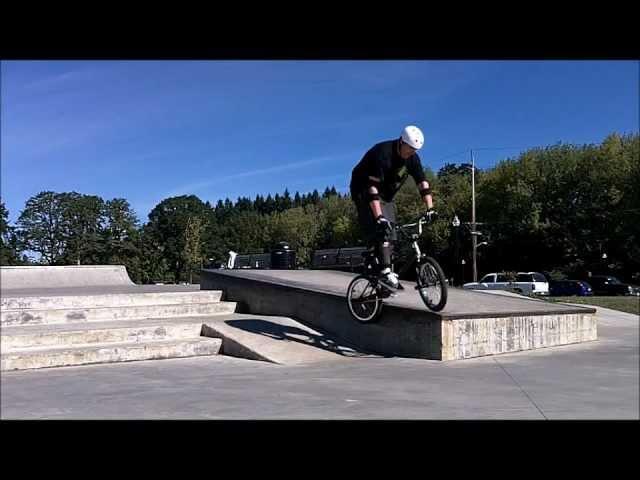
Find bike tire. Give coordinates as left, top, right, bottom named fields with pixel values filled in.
left=347, top=275, right=384, bottom=323
left=417, top=257, right=448, bottom=312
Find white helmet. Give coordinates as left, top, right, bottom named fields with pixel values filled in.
left=401, top=125, right=424, bottom=150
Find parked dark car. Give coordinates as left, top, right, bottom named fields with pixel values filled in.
left=549, top=280, right=593, bottom=297
left=586, top=275, right=640, bottom=296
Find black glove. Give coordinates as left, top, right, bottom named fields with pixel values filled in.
left=424, top=209, right=438, bottom=221
left=375, top=215, right=393, bottom=233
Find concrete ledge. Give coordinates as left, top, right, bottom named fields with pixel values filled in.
left=1, top=265, right=135, bottom=290
left=200, top=269, right=597, bottom=361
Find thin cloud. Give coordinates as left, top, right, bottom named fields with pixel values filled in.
left=164, top=151, right=360, bottom=198
left=285, top=173, right=350, bottom=189
left=21, top=68, right=97, bottom=93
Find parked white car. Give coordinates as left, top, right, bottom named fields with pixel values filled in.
left=463, top=272, right=549, bottom=296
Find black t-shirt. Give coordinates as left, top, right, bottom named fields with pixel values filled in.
left=350, top=139, right=427, bottom=202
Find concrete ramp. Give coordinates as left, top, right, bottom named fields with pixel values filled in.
left=200, top=269, right=598, bottom=361
left=1, top=265, right=135, bottom=290
left=201, top=313, right=377, bottom=365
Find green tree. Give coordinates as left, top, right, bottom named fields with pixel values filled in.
left=474, top=133, right=639, bottom=279
left=282, top=189, right=293, bottom=210
left=228, top=210, right=271, bottom=253
left=146, top=195, right=210, bottom=283
left=136, top=223, right=170, bottom=284
left=183, top=216, right=204, bottom=283
left=274, top=193, right=283, bottom=213
left=268, top=204, right=325, bottom=267
left=103, top=198, right=141, bottom=280
left=253, top=194, right=265, bottom=214
left=60, top=192, right=106, bottom=265
left=316, top=195, right=359, bottom=248
left=264, top=194, right=275, bottom=215
left=16, top=191, right=68, bottom=264
left=1, top=200, right=22, bottom=265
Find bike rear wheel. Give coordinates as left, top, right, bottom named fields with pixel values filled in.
left=347, top=275, right=384, bottom=323
left=417, top=257, right=448, bottom=311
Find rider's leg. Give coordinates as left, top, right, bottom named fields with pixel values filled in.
left=376, top=201, right=402, bottom=288
left=352, top=191, right=399, bottom=288
left=351, top=189, right=380, bottom=268
left=378, top=239, right=393, bottom=271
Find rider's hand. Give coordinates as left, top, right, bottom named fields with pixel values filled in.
left=424, top=209, right=438, bottom=221
left=376, top=215, right=392, bottom=232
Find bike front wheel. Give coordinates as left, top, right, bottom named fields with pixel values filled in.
left=417, top=257, right=448, bottom=312
left=347, top=275, right=384, bottom=323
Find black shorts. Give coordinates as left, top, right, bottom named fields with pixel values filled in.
left=350, top=189, right=397, bottom=246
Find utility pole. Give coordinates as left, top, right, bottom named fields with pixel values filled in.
left=471, top=149, right=477, bottom=283
left=452, top=215, right=461, bottom=286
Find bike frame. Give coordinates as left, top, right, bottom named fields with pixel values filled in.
left=361, top=215, right=431, bottom=279
left=392, top=216, right=429, bottom=278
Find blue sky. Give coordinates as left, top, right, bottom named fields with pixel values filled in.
left=1, top=60, right=638, bottom=224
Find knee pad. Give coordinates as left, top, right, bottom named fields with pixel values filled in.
left=380, top=241, right=393, bottom=267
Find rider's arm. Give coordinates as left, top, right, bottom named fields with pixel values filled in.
left=363, top=144, right=386, bottom=219
left=367, top=156, right=384, bottom=218
left=417, top=180, right=434, bottom=210
left=409, top=155, right=433, bottom=210
left=368, top=181, right=384, bottom=218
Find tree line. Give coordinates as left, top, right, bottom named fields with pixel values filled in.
left=2, top=133, right=638, bottom=285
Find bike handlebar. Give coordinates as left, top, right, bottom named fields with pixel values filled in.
left=394, top=214, right=440, bottom=237
left=395, top=214, right=434, bottom=230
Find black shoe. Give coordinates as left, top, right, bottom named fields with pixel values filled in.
left=378, top=272, right=400, bottom=291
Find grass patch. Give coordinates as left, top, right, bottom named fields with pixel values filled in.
left=548, top=296, right=640, bottom=315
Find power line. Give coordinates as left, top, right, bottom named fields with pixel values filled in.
left=435, top=149, right=469, bottom=164
left=436, top=141, right=608, bottom=165
left=470, top=140, right=606, bottom=152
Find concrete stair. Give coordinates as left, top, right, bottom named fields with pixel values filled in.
left=1, top=300, right=237, bottom=326
left=1, top=316, right=210, bottom=350
left=1, top=338, right=222, bottom=371
left=1, top=290, right=235, bottom=371
left=1, top=291, right=223, bottom=310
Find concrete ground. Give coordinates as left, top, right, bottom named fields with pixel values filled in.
left=1, top=302, right=637, bottom=419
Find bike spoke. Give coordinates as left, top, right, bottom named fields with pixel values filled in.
left=348, top=276, right=382, bottom=321
left=417, top=261, right=447, bottom=310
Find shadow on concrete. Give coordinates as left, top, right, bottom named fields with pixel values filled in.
left=225, top=318, right=377, bottom=358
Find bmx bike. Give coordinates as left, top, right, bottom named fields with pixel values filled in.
left=346, top=213, right=448, bottom=323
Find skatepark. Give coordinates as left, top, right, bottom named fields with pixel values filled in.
left=0, top=264, right=637, bottom=419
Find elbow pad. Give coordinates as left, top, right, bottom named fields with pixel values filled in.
left=367, top=191, right=381, bottom=202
